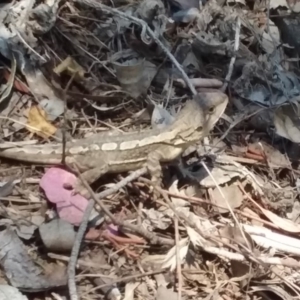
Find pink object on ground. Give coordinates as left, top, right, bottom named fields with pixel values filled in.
left=40, top=167, right=88, bottom=226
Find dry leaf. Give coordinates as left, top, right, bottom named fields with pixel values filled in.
left=251, top=285, right=293, bottom=300
left=202, top=155, right=264, bottom=196
left=4, top=73, right=30, bottom=94
left=142, top=208, right=172, bottom=230
left=269, top=0, right=287, bottom=9
left=111, top=49, right=157, bottom=98
left=123, top=282, right=140, bottom=300
left=251, top=196, right=300, bottom=232
left=39, top=219, right=76, bottom=252
left=196, top=164, right=243, bottom=187
left=186, top=226, right=204, bottom=247
left=156, top=286, right=177, bottom=300
left=151, top=104, right=175, bottom=129
left=209, top=184, right=243, bottom=213
left=172, top=7, right=200, bottom=23
left=261, top=208, right=300, bottom=233
left=0, top=285, right=28, bottom=300
left=26, top=106, right=57, bottom=138
left=243, top=224, right=300, bottom=255
left=168, top=179, right=190, bottom=207
left=248, top=141, right=290, bottom=168
left=24, top=70, right=64, bottom=121
left=161, top=237, right=189, bottom=270
left=136, top=0, right=165, bottom=23
left=0, top=228, right=66, bottom=291
left=274, top=102, right=300, bottom=143
left=0, top=56, right=17, bottom=104
left=53, top=56, right=86, bottom=80
left=221, top=225, right=254, bottom=251
left=261, top=20, right=280, bottom=53
left=231, top=260, right=251, bottom=288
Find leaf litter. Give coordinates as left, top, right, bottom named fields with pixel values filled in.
left=0, top=0, right=300, bottom=299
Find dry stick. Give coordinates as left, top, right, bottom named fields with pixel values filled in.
left=74, top=0, right=197, bottom=96
left=201, top=161, right=252, bottom=252
left=221, top=17, right=241, bottom=92
left=174, top=218, right=182, bottom=300
left=94, top=181, right=174, bottom=245
left=140, top=178, right=262, bottom=264
left=68, top=167, right=174, bottom=300
left=68, top=168, right=147, bottom=300
left=62, top=72, right=77, bottom=164
left=83, top=270, right=166, bottom=295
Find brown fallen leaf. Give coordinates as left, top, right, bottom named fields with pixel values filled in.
left=248, top=195, right=300, bottom=233
left=261, top=208, right=300, bottom=233
left=0, top=228, right=66, bottom=291
left=0, top=285, right=29, bottom=300
left=156, top=286, right=178, bottom=300
left=274, top=101, right=300, bottom=143
left=111, top=49, right=157, bottom=99
left=39, top=219, right=76, bottom=252
left=221, top=224, right=254, bottom=251
left=209, top=184, right=243, bottom=213
left=247, top=141, right=290, bottom=168
left=3, top=69, right=30, bottom=94
left=26, top=106, right=57, bottom=138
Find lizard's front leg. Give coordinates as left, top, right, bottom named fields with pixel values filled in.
left=65, top=153, right=109, bottom=197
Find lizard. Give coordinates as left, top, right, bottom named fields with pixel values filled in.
left=0, top=92, right=228, bottom=196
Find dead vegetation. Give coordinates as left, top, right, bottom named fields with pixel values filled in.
left=0, top=0, right=300, bottom=299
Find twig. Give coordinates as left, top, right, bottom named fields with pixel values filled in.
left=83, top=269, right=166, bottom=296
left=68, top=167, right=175, bottom=299
left=0, top=116, right=62, bottom=142
left=14, top=30, right=47, bottom=63
left=221, top=17, right=241, bottom=92
left=94, top=178, right=174, bottom=245
left=174, top=218, right=182, bottom=300
left=68, top=167, right=149, bottom=300
left=74, top=0, right=197, bottom=95
left=51, top=293, right=64, bottom=300
left=216, top=107, right=266, bottom=147
left=139, top=178, right=260, bottom=263
left=200, top=161, right=252, bottom=253
left=62, top=72, right=77, bottom=164
left=266, top=0, right=277, bottom=48
left=55, top=27, right=115, bottom=77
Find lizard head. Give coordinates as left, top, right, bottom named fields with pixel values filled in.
left=195, top=92, right=228, bottom=132
left=173, top=92, right=228, bottom=141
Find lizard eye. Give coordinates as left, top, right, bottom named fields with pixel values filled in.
left=208, top=106, right=215, bottom=114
